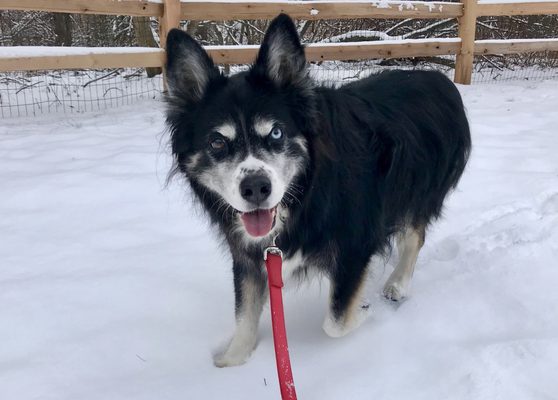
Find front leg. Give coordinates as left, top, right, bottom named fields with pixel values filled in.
left=323, top=251, right=372, bottom=338
left=214, top=261, right=267, bottom=367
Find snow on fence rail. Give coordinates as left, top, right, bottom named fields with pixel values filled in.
left=0, top=47, right=165, bottom=72
left=0, top=0, right=557, bottom=85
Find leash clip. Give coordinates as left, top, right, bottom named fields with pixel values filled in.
left=264, top=234, right=282, bottom=261
left=264, top=246, right=283, bottom=261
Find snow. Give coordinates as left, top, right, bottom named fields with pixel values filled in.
left=0, top=46, right=163, bottom=58
left=320, top=30, right=395, bottom=43
left=311, top=37, right=461, bottom=47
left=1, top=79, right=558, bottom=399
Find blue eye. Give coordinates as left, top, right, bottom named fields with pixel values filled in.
left=270, top=127, right=283, bottom=140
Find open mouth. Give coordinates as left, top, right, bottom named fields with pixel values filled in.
left=239, top=206, right=277, bottom=237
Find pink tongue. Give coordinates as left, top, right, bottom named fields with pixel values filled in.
left=240, top=209, right=274, bottom=237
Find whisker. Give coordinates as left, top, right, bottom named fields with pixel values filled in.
left=283, top=184, right=303, bottom=207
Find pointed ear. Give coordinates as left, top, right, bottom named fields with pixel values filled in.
left=253, top=14, right=308, bottom=87
left=165, top=28, right=219, bottom=102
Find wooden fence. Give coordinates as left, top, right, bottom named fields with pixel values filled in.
left=0, top=0, right=557, bottom=84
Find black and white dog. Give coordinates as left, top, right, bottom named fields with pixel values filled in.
left=165, top=14, right=471, bottom=367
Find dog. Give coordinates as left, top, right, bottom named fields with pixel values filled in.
left=164, top=14, right=471, bottom=367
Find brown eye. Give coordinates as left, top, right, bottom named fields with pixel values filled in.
left=210, top=138, right=226, bottom=151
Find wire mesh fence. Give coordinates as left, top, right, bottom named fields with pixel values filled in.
left=471, top=15, right=558, bottom=83
left=311, top=53, right=558, bottom=86
left=0, top=68, right=162, bottom=118
left=310, top=52, right=558, bottom=85
left=472, top=51, right=558, bottom=83
left=308, top=58, right=456, bottom=85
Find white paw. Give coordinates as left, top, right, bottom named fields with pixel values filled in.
left=213, top=335, right=257, bottom=368
left=322, top=304, right=371, bottom=338
left=383, top=280, right=407, bottom=302
left=213, top=350, right=250, bottom=368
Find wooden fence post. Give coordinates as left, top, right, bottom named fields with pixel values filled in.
left=160, top=0, right=181, bottom=90
left=454, top=0, right=478, bottom=84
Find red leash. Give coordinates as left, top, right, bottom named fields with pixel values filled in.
left=264, top=246, right=298, bottom=400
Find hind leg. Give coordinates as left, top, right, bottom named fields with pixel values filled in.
left=383, top=225, right=425, bottom=301
left=323, top=252, right=372, bottom=338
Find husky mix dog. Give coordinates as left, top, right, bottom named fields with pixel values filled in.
left=165, top=14, right=471, bottom=367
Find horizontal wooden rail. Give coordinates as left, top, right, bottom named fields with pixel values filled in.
left=0, top=0, right=164, bottom=16
left=475, top=38, right=558, bottom=55
left=0, top=40, right=462, bottom=71
left=206, top=39, right=461, bottom=63
left=306, top=38, right=461, bottom=60
left=2, top=37, right=558, bottom=72
left=477, top=1, right=558, bottom=16
left=0, top=0, right=466, bottom=19
left=180, top=0, right=463, bottom=20
left=0, top=47, right=165, bottom=72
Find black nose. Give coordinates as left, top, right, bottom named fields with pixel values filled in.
left=240, top=174, right=272, bottom=204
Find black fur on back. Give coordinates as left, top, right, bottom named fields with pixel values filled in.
left=294, top=69, right=471, bottom=253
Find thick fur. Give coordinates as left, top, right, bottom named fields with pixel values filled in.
left=165, top=14, right=471, bottom=366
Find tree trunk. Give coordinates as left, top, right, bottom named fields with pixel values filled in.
left=53, top=13, right=72, bottom=46
left=133, top=16, right=162, bottom=77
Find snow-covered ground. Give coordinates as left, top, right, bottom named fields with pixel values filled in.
left=1, top=79, right=557, bottom=399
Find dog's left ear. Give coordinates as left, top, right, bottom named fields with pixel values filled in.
left=253, top=14, right=308, bottom=87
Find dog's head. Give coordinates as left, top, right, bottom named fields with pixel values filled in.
left=166, top=14, right=315, bottom=239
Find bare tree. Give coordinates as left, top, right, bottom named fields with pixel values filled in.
left=53, top=13, right=72, bottom=46
left=133, top=16, right=162, bottom=77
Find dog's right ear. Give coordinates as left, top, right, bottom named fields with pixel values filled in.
left=165, top=28, right=219, bottom=102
